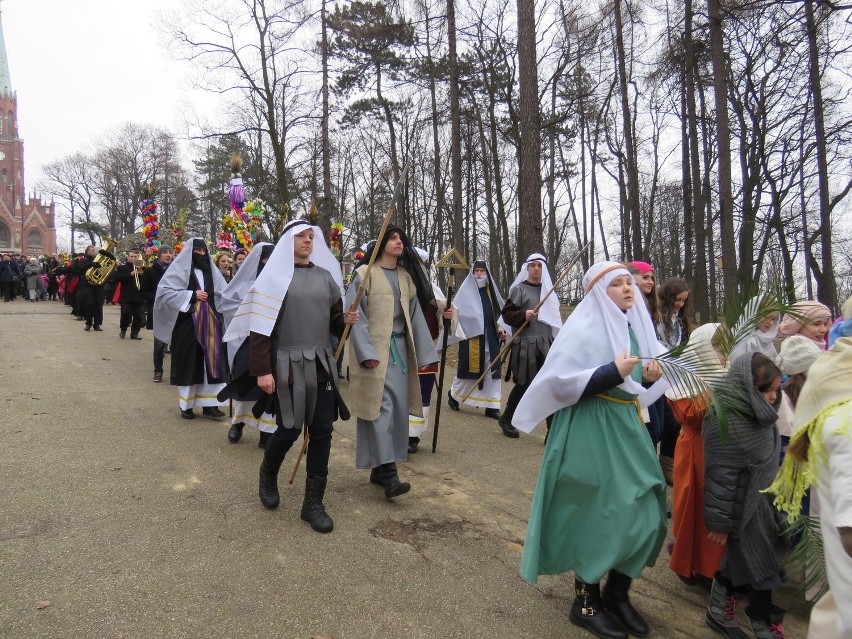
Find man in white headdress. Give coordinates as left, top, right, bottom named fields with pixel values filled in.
left=223, top=219, right=358, bottom=533
left=154, top=238, right=229, bottom=420
left=498, top=253, right=561, bottom=438
left=447, top=260, right=508, bottom=421
left=219, top=242, right=276, bottom=448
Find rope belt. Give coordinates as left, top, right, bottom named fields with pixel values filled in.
left=594, top=393, right=642, bottom=423
left=389, top=331, right=407, bottom=373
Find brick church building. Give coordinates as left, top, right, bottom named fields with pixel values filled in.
left=0, top=6, right=57, bottom=257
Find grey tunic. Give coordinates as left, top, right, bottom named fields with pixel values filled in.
left=506, top=283, right=554, bottom=386
left=273, top=266, right=342, bottom=430
left=348, top=267, right=437, bottom=468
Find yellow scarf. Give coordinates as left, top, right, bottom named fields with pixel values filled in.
left=766, top=337, right=852, bottom=520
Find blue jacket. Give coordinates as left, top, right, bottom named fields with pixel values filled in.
left=0, top=259, right=22, bottom=283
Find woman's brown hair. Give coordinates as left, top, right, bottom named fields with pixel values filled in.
left=658, top=277, right=694, bottom=343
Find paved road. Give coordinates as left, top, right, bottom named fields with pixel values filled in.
left=0, top=300, right=810, bottom=638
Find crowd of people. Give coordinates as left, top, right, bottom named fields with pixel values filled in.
left=5, top=231, right=851, bottom=639
left=1, top=253, right=64, bottom=302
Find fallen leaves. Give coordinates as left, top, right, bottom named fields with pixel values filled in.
left=34, top=600, right=50, bottom=610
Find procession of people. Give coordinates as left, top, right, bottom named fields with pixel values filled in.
left=7, top=219, right=851, bottom=639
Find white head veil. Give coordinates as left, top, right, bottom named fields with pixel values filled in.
left=153, top=238, right=227, bottom=344
left=505, top=253, right=561, bottom=335
left=450, top=261, right=506, bottom=343
left=220, top=242, right=273, bottom=367
left=222, top=220, right=343, bottom=344
left=513, top=261, right=669, bottom=433
left=728, top=294, right=781, bottom=362
left=665, top=323, right=726, bottom=401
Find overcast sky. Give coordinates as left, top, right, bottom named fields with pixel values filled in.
left=4, top=0, right=212, bottom=198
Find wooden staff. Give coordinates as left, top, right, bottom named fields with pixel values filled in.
left=430, top=250, right=468, bottom=453
left=458, top=244, right=590, bottom=403
left=289, top=160, right=411, bottom=485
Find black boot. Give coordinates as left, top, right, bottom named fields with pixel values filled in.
left=602, top=571, right=649, bottom=637
left=447, top=391, right=460, bottom=411
left=408, top=437, right=419, bottom=453
left=498, top=414, right=520, bottom=438
left=369, top=467, right=383, bottom=485
left=569, top=579, right=627, bottom=639
left=203, top=406, right=226, bottom=418
left=300, top=475, right=334, bottom=533
left=380, top=462, right=410, bottom=499
left=258, top=431, right=271, bottom=449
left=227, top=422, right=244, bottom=443
left=258, top=459, right=282, bottom=509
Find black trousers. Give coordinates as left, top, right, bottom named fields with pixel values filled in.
left=120, top=301, right=146, bottom=334
left=79, top=286, right=106, bottom=326
left=503, top=356, right=553, bottom=428
left=263, top=384, right=336, bottom=478
left=1, top=281, right=13, bottom=301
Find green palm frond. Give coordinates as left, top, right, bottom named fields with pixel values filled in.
left=716, top=287, right=809, bottom=365
left=654, top=349, right=734, bottom=437
left=786, top=515, right=827, bottom=599
left=644, top=287, right=811, bottom=440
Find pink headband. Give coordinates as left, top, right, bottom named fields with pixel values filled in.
left=629, top=261, right=654, bottom=274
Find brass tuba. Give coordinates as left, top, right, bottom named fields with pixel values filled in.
left=85, top=237, right=118, bottom=286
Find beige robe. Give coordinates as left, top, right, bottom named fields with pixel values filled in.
left=348, top=264, right=425, bottom=422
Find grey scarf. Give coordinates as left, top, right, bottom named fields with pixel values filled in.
left=703, top=353, right=788, bottom=583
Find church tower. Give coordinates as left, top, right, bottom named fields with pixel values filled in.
left=0, top=2, right=56, bottom=256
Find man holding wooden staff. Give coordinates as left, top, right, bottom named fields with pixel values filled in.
left=498, top=253, right=562, bottom=438
left=346, top=226, right=439, bottom=499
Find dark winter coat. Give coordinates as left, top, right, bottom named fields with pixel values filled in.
left=703, top=353, right=789, bottom=585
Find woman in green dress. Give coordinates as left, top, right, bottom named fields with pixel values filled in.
left=512, top=261, right=669, bottom=639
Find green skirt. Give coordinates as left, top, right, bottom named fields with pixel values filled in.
left=520, top=388, right=667, bottom=584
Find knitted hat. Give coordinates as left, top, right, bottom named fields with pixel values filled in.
left=778, top=335, right=823, bottom=376
left=778, top=300, right=831, bottom=337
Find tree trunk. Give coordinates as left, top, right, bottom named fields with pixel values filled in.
left=803, top=0, right=836, bottom=311
left=319, top=0, right=333, bottom=232
left=613, top=0, right=642, bottom=260
left=516, top=0, right=544, bottom=259
left=447, top=0, right=464, bottom=253
left=706, top=0, right=738, bottom=306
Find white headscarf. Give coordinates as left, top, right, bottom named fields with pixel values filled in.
left=665, top=323, right=726, bottom=401
left=153, top=238, right=227, bottom=344
left=450, top=261, right=506, bottom=343
left=513, top=261, right=669, bottom=433
left=729, top=295, right=780, bottom=362
left=505, top=253, right=561, bottom=335
left=222, top=220, right=343, bottom=344
left=220, top=242, right=273, bottom=367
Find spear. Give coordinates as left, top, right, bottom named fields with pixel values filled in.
left=288, top=159, right=411, bottom=485
left=458, top=243, right=590, bottom=404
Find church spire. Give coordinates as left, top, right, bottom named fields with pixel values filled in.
left=0, top=1, right=12, bottom=96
